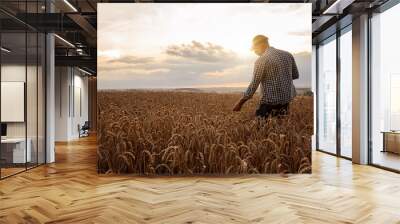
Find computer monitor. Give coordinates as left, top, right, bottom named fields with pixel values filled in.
left=1, top=123, right=7, bottom=137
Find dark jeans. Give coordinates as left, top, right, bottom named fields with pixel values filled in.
left=255, top=103, right=289, bottom=118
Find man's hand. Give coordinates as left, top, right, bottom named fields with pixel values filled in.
left=233, top=98, right=247, bottom=112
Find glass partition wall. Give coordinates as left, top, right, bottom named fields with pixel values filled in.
left=0, top=2, right=46, bottom=179
left=316, top=25, right=352, bottom=159
left=315, top=0, right=400, bottom=171
left=0, top=30, right=27, bottom=177
left=370, top=3, right=400, bottom=171
left=339, top=27, right=352, bottom=159
left=317, top=35, right=337, bottom=155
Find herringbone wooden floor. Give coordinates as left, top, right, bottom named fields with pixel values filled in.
left=1, top=136, right=400, bottom=224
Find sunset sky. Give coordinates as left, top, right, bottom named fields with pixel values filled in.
left=98, top=3, right=311, bottom=90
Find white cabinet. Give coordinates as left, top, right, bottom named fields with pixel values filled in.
left=1, top=138, right=32, bottom=163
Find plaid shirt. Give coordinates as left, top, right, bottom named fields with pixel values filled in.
left=243, top=47, right=299, bottom=105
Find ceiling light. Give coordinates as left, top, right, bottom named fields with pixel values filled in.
left=54, top=34, right=75, bottom=48
left=323, top=0, right=355, bottom=15
left=78, top=67, right=93, bottom=76
left=63, top=0, right=78, bottom=12
left=1, top=47, right=11, bottom=53
left=76, top=48, right=84, bottom=55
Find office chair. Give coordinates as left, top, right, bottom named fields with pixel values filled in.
left=79, top=121, right=90, bottom=138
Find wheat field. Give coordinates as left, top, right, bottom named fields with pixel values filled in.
left=97, top=90, right=313, bottom=175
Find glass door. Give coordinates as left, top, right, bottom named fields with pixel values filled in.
left=370, top=3, right=400, bottom=171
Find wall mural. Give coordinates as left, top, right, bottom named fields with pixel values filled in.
left=97, top=3, right=313, bottom=175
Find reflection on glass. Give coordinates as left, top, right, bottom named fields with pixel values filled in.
left=371, top=3, right=400, bottom=171
left=318, top=37, right=337, bottom=154
left=340, top=29, right=352, bottom=158
left=27, top=31, right=38, bottom=169
left=38, top=33, right=46, bottom=165
left=390, top=75, right=400, bottom=130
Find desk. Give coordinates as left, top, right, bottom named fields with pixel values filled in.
left=382, top=131, right=400, bottom=154
left=1, top=138, right=31, bottom=163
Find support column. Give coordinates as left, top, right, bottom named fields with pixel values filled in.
left=46, top=1, right=55, bottom=163
left=46, top=33, right=55, bottom=163
left=352, top=14, right=369, bottom=164
left=312, top=45, right=317, bottom=151
left=88, top=76, right=97, bottom=132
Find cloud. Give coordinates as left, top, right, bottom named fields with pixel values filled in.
left=99, top=68, right=170, bottom=80
left=136, top=68, right=170, bottom=75
left=203, top=65, right=249, bottom=77
left=288, top=31, right=310, bottom=37
left=98, top=54, right=158, bottom=72
left=108, top=56, right=154, bottom=64
left=165, top=41, right=237, bottom=63
left=98, top=63, right=170, bottom=75
left=98, top=41, right=243, bottom=79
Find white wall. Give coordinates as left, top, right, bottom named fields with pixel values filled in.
left=70, top=73, right=89, bottom=138
left=55, top=67, right=89, bottom=141
left=55, top=66, right=70, bottom=141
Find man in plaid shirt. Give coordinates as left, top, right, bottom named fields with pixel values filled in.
left=233, top=35, right=299, bottom=118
